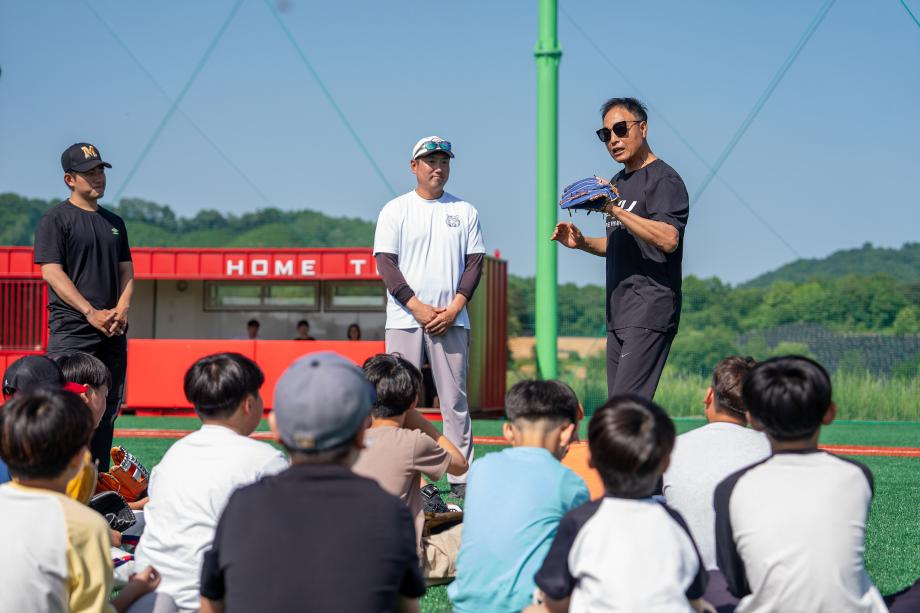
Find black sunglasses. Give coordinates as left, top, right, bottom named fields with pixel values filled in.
left=596, top=120, right=643, bottom=142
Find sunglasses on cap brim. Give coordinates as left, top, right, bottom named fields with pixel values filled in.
left=421, top=140, right=452, bottom=153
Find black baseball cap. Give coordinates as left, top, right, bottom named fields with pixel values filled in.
left=2, top=355, right=88, bottom=398
left=61, top=142, right=112, bottom=173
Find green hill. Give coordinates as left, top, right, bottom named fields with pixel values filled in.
left=742, top=242, right=920, bottom=288
left=0, top=193, right=375, bottom=248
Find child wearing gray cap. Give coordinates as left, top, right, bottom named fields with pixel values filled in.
left=199, top=351, right=426, bottom=613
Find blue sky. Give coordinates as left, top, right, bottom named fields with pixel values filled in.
left=1, top=0, right=918, bottom=285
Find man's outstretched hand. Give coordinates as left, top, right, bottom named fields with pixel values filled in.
left=551, top=222, right=586, bottom=250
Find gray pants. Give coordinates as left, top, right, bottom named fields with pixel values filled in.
left=386, top=327, right=472, bottom=484
left=124, top=592, right=178, bottom=613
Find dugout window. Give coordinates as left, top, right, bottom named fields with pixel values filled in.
left=323, top=281, right=387, bottom=312
left=204, top=281, right=320, bottom=311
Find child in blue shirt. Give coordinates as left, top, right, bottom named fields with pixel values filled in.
left=449, top=380, right=589, bottom=613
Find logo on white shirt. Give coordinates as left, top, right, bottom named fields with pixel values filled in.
left=446, top=214, right=461, bottom=228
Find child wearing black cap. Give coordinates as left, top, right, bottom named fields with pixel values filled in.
left=2, top=355, right=95, bottom=502
left=530, top=394, right=711, bottom=613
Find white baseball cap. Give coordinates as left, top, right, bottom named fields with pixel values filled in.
left=411, top=136, right=454, bottom=160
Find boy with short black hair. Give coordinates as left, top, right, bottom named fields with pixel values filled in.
left=448, top=380, right=589, bottom=613
left=714, top=356, right=887, bottom=612
left=54, top=351, right=112, bottom=433
left=54, top=351, right=142, bottom=507
left=135, top=353, right=288, bottom=612
left=532, top=394, right=710, bottom=613
left=353, top=353, right=468, bottom=580
left=2, top=355, right=95, bottom=501
left=0, top=390, right=159, bottom=612
left=200, top=351, right=425, bottom=613
left=55, top=350, right=151, bottom=586
left=54, top=352, right=151, bottom=513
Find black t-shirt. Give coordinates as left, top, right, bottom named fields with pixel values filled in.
left=605, top=159, right=689, bottom=332
left=200, top=463, right=426, bottom=612
left=33, top=201, right=131, bottom=330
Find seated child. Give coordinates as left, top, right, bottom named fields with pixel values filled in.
left=55, top=351, right=129, bottom=505
left=559, top=404, right=604, bottom=500
left=662, top=356, right=770, bottom=589
left=714, top=356, right=887, bottom=612
left=200, top=351, right=425, bottom=612
left=135, top=353, right=288, bottom=612
left=2, top=355, right=95, bottom=502
left=448, top=380, right=589, bottom=613
left=532, top=394, right=710, bottom=613
left=54, top=353, right=152, bottom=526
left=55, top=353, right=148, bottom=506
left=352, top=353, right=468, bottom=581
left=54, top=352, right=111, bottom=434
left=561, top=442, right=604, bottom=499
left=55, top=351, right=154, bottom=588
left=0, top=389, right=159, bottom=612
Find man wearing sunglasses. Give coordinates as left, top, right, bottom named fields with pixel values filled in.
left=552, top=98, right=689, bottom=399
left=33, top=143, right=134, bottom=472
left=373, top=136, right=485, bottom=499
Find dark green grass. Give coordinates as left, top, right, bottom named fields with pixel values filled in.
left=858, top=456, right=920, bottom=594
left=427, top=417, right=920, bottom=448
left=117, top=415, right=272, bottom=431
left=113, top=418, right=919, bottom=610
left=673, top=418, right=920, bottom=448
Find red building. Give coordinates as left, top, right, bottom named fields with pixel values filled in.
left=0, top=246, right=506, bottom=414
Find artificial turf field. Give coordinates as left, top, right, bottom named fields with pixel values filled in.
left=114, top=416, right=920, bottom=612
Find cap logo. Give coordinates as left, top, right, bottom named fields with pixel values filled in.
left=111, top=228, right=120, bottom=236
left=81, top=145, right=98, bottom=159
left=293, top=433, right=316, bottom=449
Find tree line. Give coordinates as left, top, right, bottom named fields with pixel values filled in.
left=509, top=272, right=920, bottom=337
left=0, top=193, right=375, bottom=249
left=4, top=192, right=917, bottom=375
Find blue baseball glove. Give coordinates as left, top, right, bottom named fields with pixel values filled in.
left=559, top=176, right=620, bottom=214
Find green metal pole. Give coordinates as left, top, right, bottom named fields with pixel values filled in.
left=535, top=0, right=561, bottom=379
